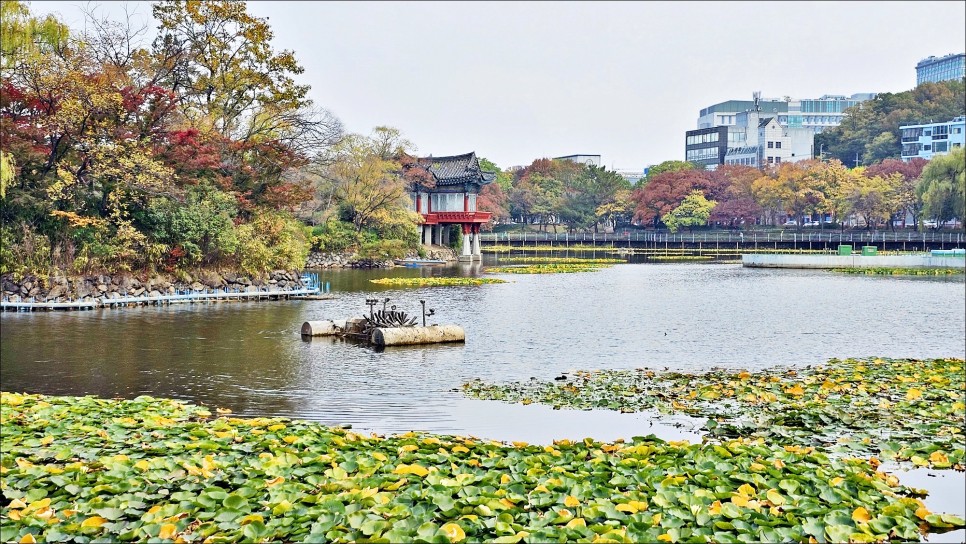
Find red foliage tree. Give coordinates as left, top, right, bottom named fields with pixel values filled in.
left=477, top=182, right=509, bottom=230
left=632, top=169, right=712, bottom=227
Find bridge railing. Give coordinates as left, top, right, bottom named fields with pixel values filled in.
left=479, top=231, right=965, bottom=245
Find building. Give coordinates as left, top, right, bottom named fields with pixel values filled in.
left=899, top=116, right=965, bottom=162
left=408, top=152, right=494, bottom=260
left=554, top=154, right=601, bottom=167
left=697, top=93, right=875, bottom=135
left=689, top=95, right=814, bottom=169
left=916, top=53, right=966, bottom=85
left=684, top=126, right=729, bottom=169
left=719, top=97, right=814, bottom=169
left=614, top=169, right=645, bottom=185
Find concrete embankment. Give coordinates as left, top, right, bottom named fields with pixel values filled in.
left=742, top=253, right=966, bottom=270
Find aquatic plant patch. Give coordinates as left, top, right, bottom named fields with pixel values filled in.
left=369, top=277, right=507, bottom=287
left=463, top=358, right=966, bottom=470
left=2, top=392, right=963, bottom=543
left=835, top=268, right=964, bottom=276
left=485, top=264, right=612, bottom=274
left=495, top=257, right=624, bottom=264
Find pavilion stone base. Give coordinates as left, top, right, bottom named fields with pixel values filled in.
left=458, top=254, right=475, bottom=262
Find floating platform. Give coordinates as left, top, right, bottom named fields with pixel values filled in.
left=742, top=253, right=966, bottom=270
left=394, top=258, right=447, bottom=266
left=301, top=319, right=465, bottom=347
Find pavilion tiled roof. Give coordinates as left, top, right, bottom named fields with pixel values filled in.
left=422, top=152, right=495, bottom=187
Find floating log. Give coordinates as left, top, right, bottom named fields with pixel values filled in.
left=301, top=317, right=367, bottom=337
left=370, top=325, right=465, bottom=347
left=301, top=320, right=337, bottom=336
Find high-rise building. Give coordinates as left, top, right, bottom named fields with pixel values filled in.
left=915, top=53, right=966, bottom=85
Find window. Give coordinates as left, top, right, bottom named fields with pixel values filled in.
left=775, top=157, right=781, bottom=164
left=767, top=142, right=774, bottom=149
left=924, top=145, right=931, bottom=151
left=767, top=157, right=774, bottom=164
left=934, top=141, right=948, bottom=152
left=775, top=142, right=782, bottom=149
left=431, top=193, right=466, bottom=212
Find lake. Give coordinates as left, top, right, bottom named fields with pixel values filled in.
left=2, top=259, right=963, bottom=441
left=4, top=260, right=965, bottom=537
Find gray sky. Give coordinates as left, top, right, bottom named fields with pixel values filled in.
left=29, top=1, right=966, bottom=171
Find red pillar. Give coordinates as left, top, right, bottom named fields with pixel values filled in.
left=464, top=194, right=469, bottom=212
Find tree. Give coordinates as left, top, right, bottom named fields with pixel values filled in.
left=865, top=158, right=927, bottom=228
left=707, top=165, right=761, bottom=228
left=477, top=182, right=509, bottom=230
left=640, top=160, right=699, bottom=187
left=838, top=169, right=900, bottom=230
left=815, top=80, right=965, bottom=164
left=661, top=190, right=716, bottom=233
left=0, top=0, right=69, bottom=68
left=918, top=147, right=966, bottom=228
left=151, top=0, right=342, bottom=209
left=324, top=129, right=420, bottom=235
left=632, top=169, right=710, bottom=228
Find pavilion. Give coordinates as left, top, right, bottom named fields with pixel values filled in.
left=410, top=152, right=494, bottom=260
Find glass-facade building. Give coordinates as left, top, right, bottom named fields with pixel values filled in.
left=916, top=53, right=965, bottom=85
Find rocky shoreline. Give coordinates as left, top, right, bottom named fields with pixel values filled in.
left=304, top=246, right=458, bottom=269
left=1, top=270, right=306, bottom=305
left=1, top=246, right=460, bottom=306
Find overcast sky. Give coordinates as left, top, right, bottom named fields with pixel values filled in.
left=29, top=1, right=966, bottom=171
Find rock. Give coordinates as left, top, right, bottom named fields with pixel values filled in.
left=96, top=284, right=108, bottom=293
left=76, top=282, right=92, bottom=298
left=118, top=276, right=133, bottom=291
left=47, top=285, right=66, bottom=299
left=201, top=271, right=224, bottom=288
left=132, top=287, right=145, bottom=296
left=190, top=282, right=205, bottom=291
left=149, top=290, right=162, bottom=298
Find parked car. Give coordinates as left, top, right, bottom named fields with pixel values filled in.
left=782, top=219, right=798, bottom=227
left=924, top=220, right=939, bottom=228
left=803, top=220, right=821, bottom=227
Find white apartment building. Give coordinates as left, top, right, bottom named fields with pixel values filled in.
left=900, top=116, right=965, bottom=161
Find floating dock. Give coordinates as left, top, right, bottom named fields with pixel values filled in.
left=742, top=251, right=965, bottom=270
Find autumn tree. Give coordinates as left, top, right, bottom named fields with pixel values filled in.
left=639, top=160, right=699, bottom=187
left=323, top=128, right=421, bottom=235
left=151, top=0, right=342, bottom=209
left=662, top=190, right=717, bottom=233
left=815, top=80, right=965, bottom=164
left=917, top=147, right=965, bottom=228
left=632, top=169, right=711, bottom=228
left=707, top=165, right=761, bottom=228
left=864, top=158, right=927, bottom=228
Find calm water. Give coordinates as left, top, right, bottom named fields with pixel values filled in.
left=4, top=260, right=966, bottom=527
left=2, top=259, right=963, bottom=440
